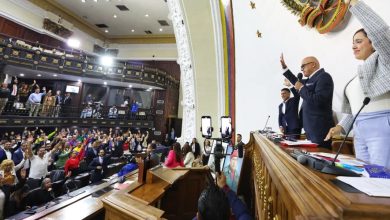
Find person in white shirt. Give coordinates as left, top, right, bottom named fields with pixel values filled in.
left=182, top=143, right=194, bottom=168
left=26, top=141, right=58, bottom=188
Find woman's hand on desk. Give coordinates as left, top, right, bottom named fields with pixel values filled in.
left=324, top=125, right=343, bottom=141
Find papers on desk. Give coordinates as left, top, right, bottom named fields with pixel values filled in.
left=280, top=139, right=318, bottom=147
left=336, top=176, right=390, bottom=197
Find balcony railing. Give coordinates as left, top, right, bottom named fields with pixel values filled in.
left=0, top=34, right=179, bottom=89
left=0, top=101, right=154, bottom=128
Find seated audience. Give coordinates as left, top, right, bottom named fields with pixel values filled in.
left=64, top=145, right=86, bottom=177
left=80, top=104, right=93, bottom=118
left=88, top=149, right=110, bottom=183
left=25, top=178, right=54, bottom=207
left=182, top=143, right=194, bottom=168
left=165, top=142, right=184, bottom=168
left=191, top=138, right=201, bottom=159
left=108, top=105, right=118, bottom=119
left=146, top=143, right=160, bottom=167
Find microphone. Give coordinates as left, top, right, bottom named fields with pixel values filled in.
left=321, top=97, right=371, bottom=176
left=297, top=72, right=303, bottom=81
left=292, top=150, right=329, bottom=170
left=260, top=115, right=271, bottom=133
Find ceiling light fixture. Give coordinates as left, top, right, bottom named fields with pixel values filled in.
left=145, top=14, right=149, bottom=17
left=131, top=29, right=135, bottom=32
left=19, top=73, right=24, bottom=77
left=81, top=0, right=85, bottom=3
left=67, top=38, right=81, bottom=48
left=100, top=55, right=114, bottom=66
left=128, top=85, right=132, bottom=88
left=159, top=28, right=163, bottom=32
left=113, top=14, right=117, bottom=18
left=104, top=81, right=107, bottom=85
left=94, top=0, right=97, bottom=2
left=37, top=74, right=42, bottom=77
left=53, top=74, right=58, bottom=77
left=105, top=29, right=109, bottom=33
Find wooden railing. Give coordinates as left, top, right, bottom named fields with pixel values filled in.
left=239, top=132, right=390, bottom=219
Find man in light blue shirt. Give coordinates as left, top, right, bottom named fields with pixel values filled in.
left=28, top=87, right=46, bottom=116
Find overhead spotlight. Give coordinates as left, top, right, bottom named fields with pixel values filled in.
left=104, top=81, right=107, bottom=85
left=105, top=29, right=109, bottom=33
left=113, top=14, right=117, bottom=18
left=131, top=29, right=135, bottom=32
left=94, top=0, right=97, bottom=2
left=159, top=28, right=163, bottom=32
left=67, top=38, right=80, bottom=48
left=53, top=74, right=58, bottom=77
left=128, top=85, right=132, bottom=88
left=100, top=55, right=114, bottom=66
left=81, top=0, right=85, bottom=2
left=19, top=73, right=24, bottom=77
left=37, top=74, right=42, bottom=77
left=145, top=14, right=149, bottom=17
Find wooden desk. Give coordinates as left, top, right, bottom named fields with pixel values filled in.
left=240, top=132, right=390, bottom=220
left=9, top=170, right=139, bottom=220
left=103, top=167, right=212, bottom=220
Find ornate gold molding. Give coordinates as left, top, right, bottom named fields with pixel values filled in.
left=282, top=0, right=348, bottom=34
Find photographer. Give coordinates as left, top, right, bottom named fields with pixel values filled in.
left=195, top=173, right=252, bottom=220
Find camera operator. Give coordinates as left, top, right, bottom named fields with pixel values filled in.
left=195, top=173, right=252, bottom=220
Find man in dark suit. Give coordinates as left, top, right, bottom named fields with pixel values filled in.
left=280, top=55, right=334, bottom=149
left=62, top=92, right=72, bottom=117
left=88, top=149, right=110, bottom=183
left=278, top=87, right=301, bottom=138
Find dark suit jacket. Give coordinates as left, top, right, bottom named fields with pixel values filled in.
left=284, top=68, right=334, bottom=148
left=88, top=156, right=110, bottom=182
left=63, top=96, right=72, bottom=105
left=278, top=87, right=301, bottom=134
left=85, top=147, right=99, bottom=165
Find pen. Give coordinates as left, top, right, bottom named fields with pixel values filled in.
left=335, top=163, right=364, bottom=172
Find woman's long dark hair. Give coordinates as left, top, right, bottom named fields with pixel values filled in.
left=172, top=142, right=182, bottom=162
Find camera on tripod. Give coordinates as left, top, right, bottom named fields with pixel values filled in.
left=200, top=116, right=234, bottom=173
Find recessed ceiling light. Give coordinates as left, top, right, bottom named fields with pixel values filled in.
left=128, top=85, right=132, bottom=88
left=37, top=74, right=41, bottom=77
left=67, top=38, right=80, bottom=48
left=104, top=82, right=107, bottom=85
left=105, top=29, right=109, bottom=33
left=94, top=0, right=97, bottom=2
left=53, top=74, right=57, bottom=77
left=81, top=0, right=85, bottom=3
left=159, top=28, right=163, bottom=32
left=113, top=14, right=117, bottom=18
left=19, top=73, right=24, bottom=77
left=131, top=29, right=135, bottom=32
left=145, top=14, right=149, bottom=17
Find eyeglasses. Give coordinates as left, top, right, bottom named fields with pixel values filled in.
left=301, top=62, right=314, bottom=70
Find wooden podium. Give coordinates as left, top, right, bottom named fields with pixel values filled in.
left=239, top=132, right=390, bottom=220
left=102, top=166, right=212, bottom=220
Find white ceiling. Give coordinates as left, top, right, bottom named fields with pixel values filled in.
left=53, top=0, right=173, bottom=36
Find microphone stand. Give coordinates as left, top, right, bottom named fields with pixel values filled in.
left=321, top=98, right=370, bottom=176
left=260, top=115, right=270, bottom=133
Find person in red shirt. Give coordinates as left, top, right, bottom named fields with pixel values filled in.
left=64, top=144, right=86, bottom=177
left=165, top=142, right=184, bottom=168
